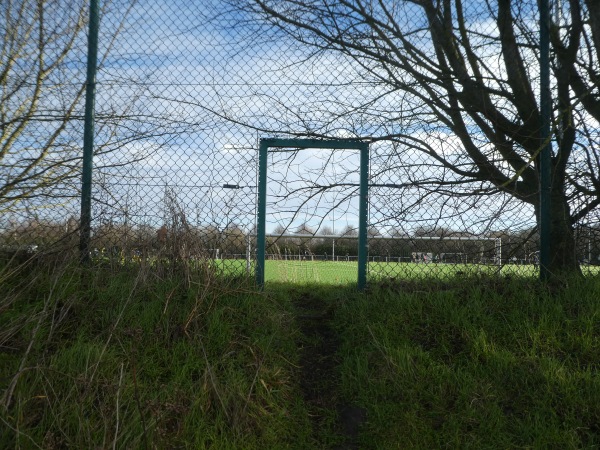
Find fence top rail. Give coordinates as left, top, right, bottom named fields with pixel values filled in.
left=260, top=138, right=369, bottom=150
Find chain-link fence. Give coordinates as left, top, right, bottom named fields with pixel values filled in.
left=2, top=0, right=600, bottom=283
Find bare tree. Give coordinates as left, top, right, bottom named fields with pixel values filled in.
left=1, top=0, right=187, bottom=240
left=0, top=0, right=90, bottom=213
left=229, top=0, right=600, bottom=276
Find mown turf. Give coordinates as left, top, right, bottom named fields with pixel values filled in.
left=220, top=258, right=600, bottom=285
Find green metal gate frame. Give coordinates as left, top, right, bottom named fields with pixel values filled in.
left=256, top=138, right=370, bottom=290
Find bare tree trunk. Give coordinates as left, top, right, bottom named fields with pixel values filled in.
left=548, top=191, right=581, bottom=276
left=535, top=188, right=581, bottom=277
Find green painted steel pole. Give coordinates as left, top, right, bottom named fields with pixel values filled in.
left=358, top=143, right=369, bottom=291
left=539, top=0, right=552, bottom=281
left=256, top=140, right=268, bottom=288
left=79, top=0, right=100, bottom=263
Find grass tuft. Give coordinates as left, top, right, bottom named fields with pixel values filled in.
left=337, top=275, right=600, bottom=449
left=0, top=260, right=311, bottom=449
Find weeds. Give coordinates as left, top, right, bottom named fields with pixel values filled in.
left=338, top=275, right=600, bottom=449
left=2, top=259, right=598, bottom=449
left=0, top=258, right=310, bottom=449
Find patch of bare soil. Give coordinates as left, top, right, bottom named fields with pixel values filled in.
left=294, top=292, right=366, bottom=449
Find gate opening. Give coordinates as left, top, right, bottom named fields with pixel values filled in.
left=256, top=138, right=370, bottom=290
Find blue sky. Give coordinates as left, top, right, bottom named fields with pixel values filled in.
left=82, top=0, right=546, bottom=236
left=0, top=0, right=549, bottom=239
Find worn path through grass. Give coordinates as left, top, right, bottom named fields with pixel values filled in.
left=286, top=286, right=367, bottom=449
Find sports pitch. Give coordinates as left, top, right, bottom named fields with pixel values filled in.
left=216, top=259, right=583, bottom=284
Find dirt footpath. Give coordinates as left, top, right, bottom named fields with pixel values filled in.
left=294, top=291, right=367, bottom=449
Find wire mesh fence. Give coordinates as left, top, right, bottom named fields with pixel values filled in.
left=2, top=0, right=600, bottom=283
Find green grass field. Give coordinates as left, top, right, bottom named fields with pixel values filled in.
left=218, top=258, right=600, bottom=284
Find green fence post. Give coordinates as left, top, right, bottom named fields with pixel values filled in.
left=539, top=0, right=552, bottom=281
left=358, top=143, right=369, bottom=291
left=256, top=140, right=268, bottom=288
left=79, top=0, right=100, bottom=264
